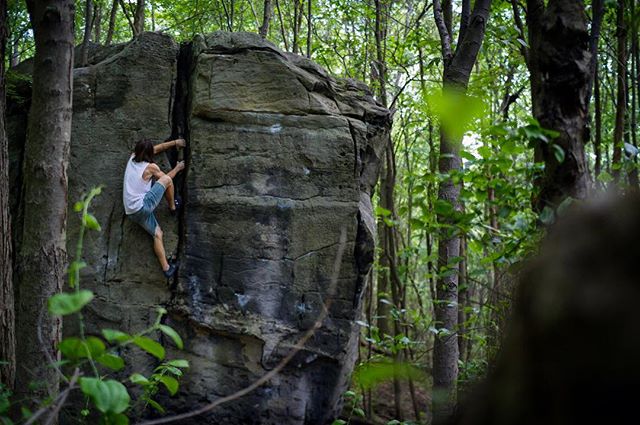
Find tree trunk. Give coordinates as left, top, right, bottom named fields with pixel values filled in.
left=106, top=0, right=118, bottom=45
left=80, top=0, right=93, bottom=66
left=292, top=0, right=302, bottom=54
left=133, top=0, right=145, bottom=35
left=274, top=0, right=288, bottom=50
left=306, top=0, right=311, bottom=57
left=15, top=0, right=75, bottom=402
left=432, top=0, right=492, bottom=420
left=613, top=0, right=627, bottom=182
left=457, top=234, right=468, bottom=366
left=94, top=2, right=102, bottom=44
left=594, top=62, right=602, bottom=180
left=630, top=1, right=638, bottom=187
left=526, top=0, right=593, bottom=210
left=0, top=0, right=16, bottom=390
left=259, top=0, right=271, bottom=38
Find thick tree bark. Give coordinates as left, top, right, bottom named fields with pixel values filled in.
left=106, top=0, right=118, bottom=45
left=526, top=0, right=592, bottom=210
left=80, top=0, right=93, bottom=66
left=612, top=0, right=627, bottom=182
left=432, top=0, right=492, bottom=420
left=259, top=0, right=271, bottom=38
left=0, top=0, right=16, bottom=390
left=15, top=0, right=75, bottom=401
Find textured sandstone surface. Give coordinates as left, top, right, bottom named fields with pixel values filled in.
left=9, top=31, right=390, bottom=424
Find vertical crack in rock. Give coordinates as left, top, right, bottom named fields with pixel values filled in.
left=168, top=42, right=194, bottom=291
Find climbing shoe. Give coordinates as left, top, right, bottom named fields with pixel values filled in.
left=170, top=196, right=182, bottom=217
left=163, top=263, right=178, bottom=279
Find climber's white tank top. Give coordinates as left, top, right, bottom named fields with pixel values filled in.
left=123, top=154, right=152, bottom=215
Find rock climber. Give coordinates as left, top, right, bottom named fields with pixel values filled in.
left=123, top=138, right=186, bottom=278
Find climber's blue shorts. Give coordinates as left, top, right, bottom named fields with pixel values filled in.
left=127, top=182, right=166, bottom=236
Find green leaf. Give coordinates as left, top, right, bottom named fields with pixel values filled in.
left=101, top=329, right=131, bottom=344
left=353, top=362, right=425, bottom=389
left=146, top=398, right=166, bottom=414
left=83, top=213, right=101, bottom=231
left=97, top=354, right=125, bottom=371
left=332, top=420, right=347, bottom=425
left=158, top=325, right=183, bottom=349
left=60, top=337, right=105, bottom=360
left=73, top=201, right=84, bottom=212
left=166, top=359, right=189, bottom=368
left=48, top=290, right=94, bottom=316
left=158, top=366, right=183, bottom=377
left=80, top=378, right=130, bottom=414
left=477, top=145, right=492, bottom=159
left=101, top=413, right=129, bottom=425
left=129, top=373, right=150, bottom=385
left=158, top=375, right=179, bottom=396
left=133, top=336, right=165, bottom=360
left=427, top=89, right=486, bottom=142
left=374, top=206, right=392, bottom=217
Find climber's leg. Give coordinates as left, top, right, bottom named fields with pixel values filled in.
left=157, top=174, right=176, bottom=211
left=153, top=226, right=170, bottom=272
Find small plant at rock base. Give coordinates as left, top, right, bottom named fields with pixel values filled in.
left=11, top=187, right=191, bottom=424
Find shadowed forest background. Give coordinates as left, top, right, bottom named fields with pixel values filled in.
left=0, top=0, right=639, bottom=424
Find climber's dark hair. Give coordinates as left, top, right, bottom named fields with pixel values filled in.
left=133, top=139, right=155, bottom=163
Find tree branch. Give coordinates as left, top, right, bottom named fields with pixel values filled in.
left=433, top=0, right=453, bottom=60
left=448, top=0, right=492, bottom=86
left=510, top=0, right=529, bottom=65
left=457, top=0, right=471, bottom=47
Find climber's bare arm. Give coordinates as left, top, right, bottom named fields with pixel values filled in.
left=142, top=162, right=185, bottom=182
left=153, top=138, right=186, bottom=154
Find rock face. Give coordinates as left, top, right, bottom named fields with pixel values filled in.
left=8, top=31, right=389, bottom=424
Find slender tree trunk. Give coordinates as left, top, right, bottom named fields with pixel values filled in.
left=631, top=2, right=638, bottom=187
left=613, top=0, right=627, bottom=182
left=10, top=38, right=18, bottom=67
left=525, top=0, right=594, bottom=210
left=595, top=62, right=602, bottom=180
left=133, top=0, right=145, bottom=35
left=0, top=0, right=16, bottom=390
left=259, top=0, right=272, bottom=38
left=15, top=0, right=75, bottom=402
left=275, top=0, right=288, bottom=50
left=306, top=0, right=311, bottom=57
left=80, top=0, right=93, bottom=66
left=292, top=0, right=303, bottom=54
left=432, top=0, right=492, bottom=420
left=151, top=1, right=155, bottom=31
left=94, top=3, right=102, bottom=43
left=457, top=234, right=468, bottom=366
left=106, top=0, right=118, bottom=45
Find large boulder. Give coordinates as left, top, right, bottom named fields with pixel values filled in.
left=8, top=31, right=390, bottom=424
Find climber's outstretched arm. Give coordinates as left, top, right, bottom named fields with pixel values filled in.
left=144, top=162, right=185, bottom=182
left=153, top=138, right=186, bottom=154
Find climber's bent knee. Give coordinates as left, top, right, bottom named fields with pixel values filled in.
left=154, top=226, right=163, bottom=240
left=157, top=174, right=173, bottom=188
